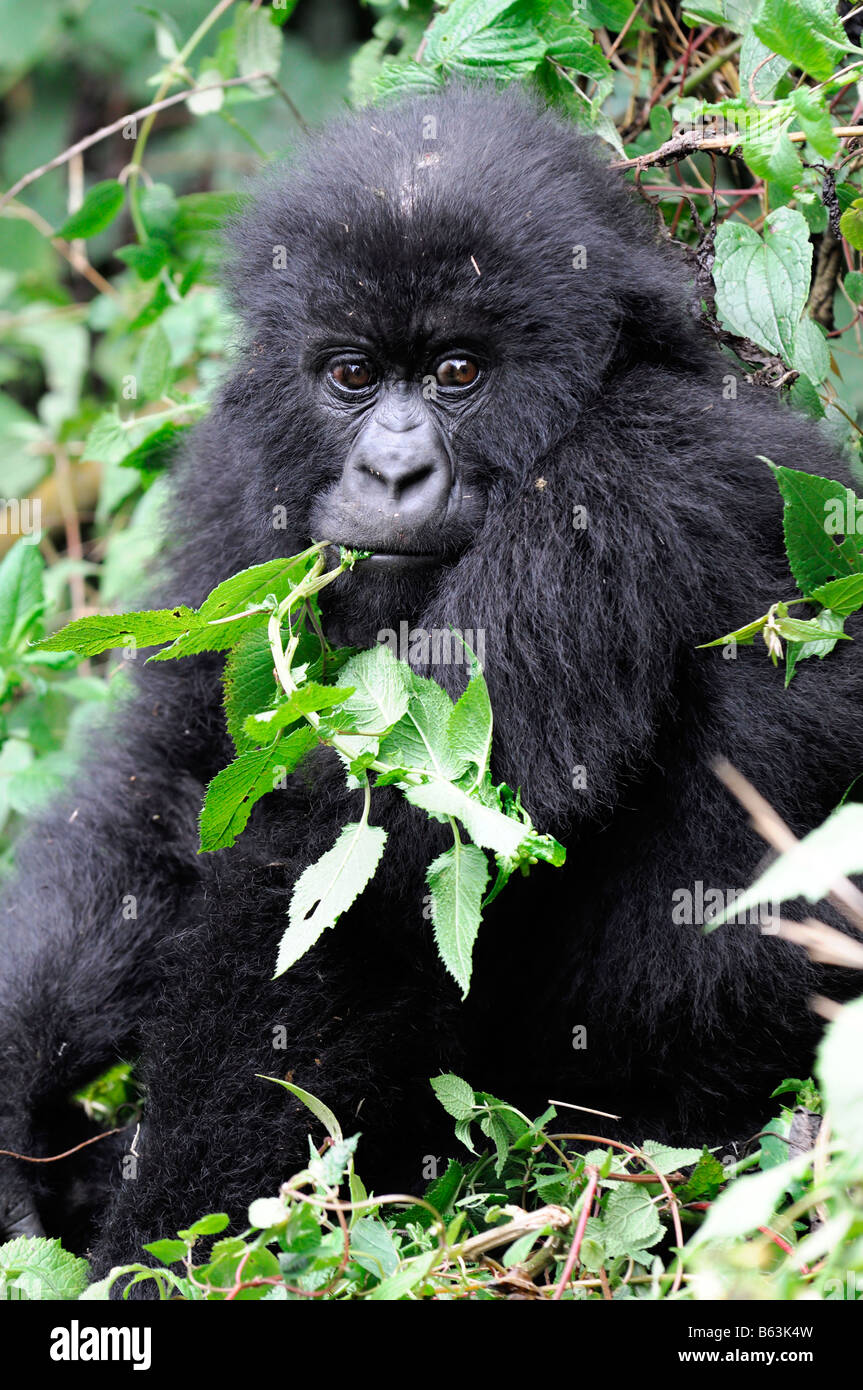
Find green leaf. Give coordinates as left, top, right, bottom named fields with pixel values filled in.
left=152, top=555, right=314, bottom=660
left=37, top=606, right=199, bottom=657
left=808, top=574, right=863, bottom=616
left=426, top=840, right=490, bottom=996
left=350, top=1217, right=400, bottom=1280
left=640, top=1141, right=704, bottom=1174
left=245, top=683, right=354, bottom=742
left=405, top=779, right=528, bottom=858
left=771, top=613, right=849, bottom=642
left=115, top=238, right=170, bottom=280
left=120, top=420, right=189, bottom=472
left=377, top=673, right=465, bottom=781
left=180, top=1212, right=230, bottom=1238
left=199, top=728, right=318, bottom=851
left=224, top=627, right=279, bottom=752
left=713, top=208, right=813, bottom=366
left=0, top=540, right=43, bottom=650
left=339, top=646, right=410, bottom=734
left=447, top=658, right=493, bottom=781
left=142, top=1238, right=187, bottom=1264
left=769, top=463, right=863, bottom=591
left=742, top=114, right=803, bottom=202
left=602, top=1185, right=663, bottom=1251
left=0, top=1236, right=90, bottom=1301
left=784, top=607, right=845, bottom=686
left=140, top=183, right=178, bottom=238
left=840, top=198, right=863, bottom=252
left=430, top=1073, right=477, bottom=1122
left=57, top=179, right=124, bottom=240
left=690, top=1152, right=811, bottom=1246
left=789, top=89, right=838, bottom=159
left=276, top=820, right=388, bottom=975
left=844, top=270, right=863, bottom=303
left=258, top=1077, right=343, bottom=1141
left=365, top=1249, right=438, bottom=1301
left=138, top=322, right=172, bottom=401
left=817, top=995, right=863, bottom=1150
left=235, top=3, right=283, bottom=92
left=753, top=0, right=846, bottom=82
left=425, top=0, right=524, bottom=64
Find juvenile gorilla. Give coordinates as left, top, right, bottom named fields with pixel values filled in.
left=2, top=86, right=861, bottom=1274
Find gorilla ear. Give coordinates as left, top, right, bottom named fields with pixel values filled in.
left=606, top=238, right=704, bottom=372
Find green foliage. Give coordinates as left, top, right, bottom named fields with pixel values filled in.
left=6, top=1006, right=862, bottom=1300
left=701, top=462, right=863, bottom=683
left=40, top=542, right=565, bottom=993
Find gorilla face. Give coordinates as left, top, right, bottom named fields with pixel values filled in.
left=307, top=338, right=489, bottom=574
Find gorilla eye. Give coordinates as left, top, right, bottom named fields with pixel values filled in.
left=435, top=356, right=479, bottom=389
left=329, top=359, right=375, bottom=391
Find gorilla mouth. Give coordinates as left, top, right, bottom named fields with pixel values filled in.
left=326, top=542, right=443, bottom=571
left=360, top=551, right=442, bottom=569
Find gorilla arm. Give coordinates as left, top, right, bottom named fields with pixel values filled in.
left=0, top=658, right=218, bottom=1238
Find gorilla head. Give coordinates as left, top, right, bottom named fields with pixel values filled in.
left=212, top=86, right=710, bottom=661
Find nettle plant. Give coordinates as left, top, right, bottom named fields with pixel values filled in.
left=38, top=542, right=564, bottom=995
left=702, top=461, right=863, bottom=683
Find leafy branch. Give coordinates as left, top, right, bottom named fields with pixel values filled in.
left=36, top=542, right=565, bottom=995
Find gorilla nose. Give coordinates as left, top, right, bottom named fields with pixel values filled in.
left=343, top=419, right=451, bottom=522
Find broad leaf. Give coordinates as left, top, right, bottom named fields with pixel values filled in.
left=427, top=840, right=490, bottom=996
left=199, top=728, right=317, bottom=851
left=277, top=820, right=388, bottom=974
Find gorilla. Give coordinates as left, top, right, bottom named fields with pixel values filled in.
left=1, top=84, right=861, bottom=1277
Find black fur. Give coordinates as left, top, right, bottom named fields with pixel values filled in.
left=2, top=85, right=861, bottom=1282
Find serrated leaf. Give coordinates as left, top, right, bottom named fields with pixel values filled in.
left=245, top=682, right=354, bottom=742
left=431, top=1073, right=477, bottom=1122
left=378, top=674, right=465, bottom=780
left=235, top=4, right=282, bottom=93
left=789, top=88, right=838, bottom=159
left=841, top=198, right=863, bottom=252
left=276, top=820, right=387, bottom=974
left=809, top=574, right=863, bottom=615
left=742, top=116, right=803, bottom=202
left=57, top=179, right=124, bottom=240
left=115, top=238, right=170, bottom=280
left=405, top=779, right=528, bottom=858
left=784, top=608, right=845, bottom=686
left=690, top=1152, right=811, bottom=1246
left=199, top=728, right=317, bottom=851
left=753, top=0, right=846, bottom=82
left=37, top=606, right=198, bottom=656
left=0, top=1236, right=90, bottom=1300
left=447, top=658, right=493, bottom=780
left=339, top=646, right=410, bottom=734
left=769, top=463, right=863, bottom=591
left=426, top=840, right=490, bottom=996
left=224, top=627, right=279, bottom=752
left=142, top=1238, right=187, bottom=1263
left=602, top=1185, right=663, bottom=1251
left=818, top=995, right=863, bottom=1150
left=640, top=1141, right=704, bottom=1174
